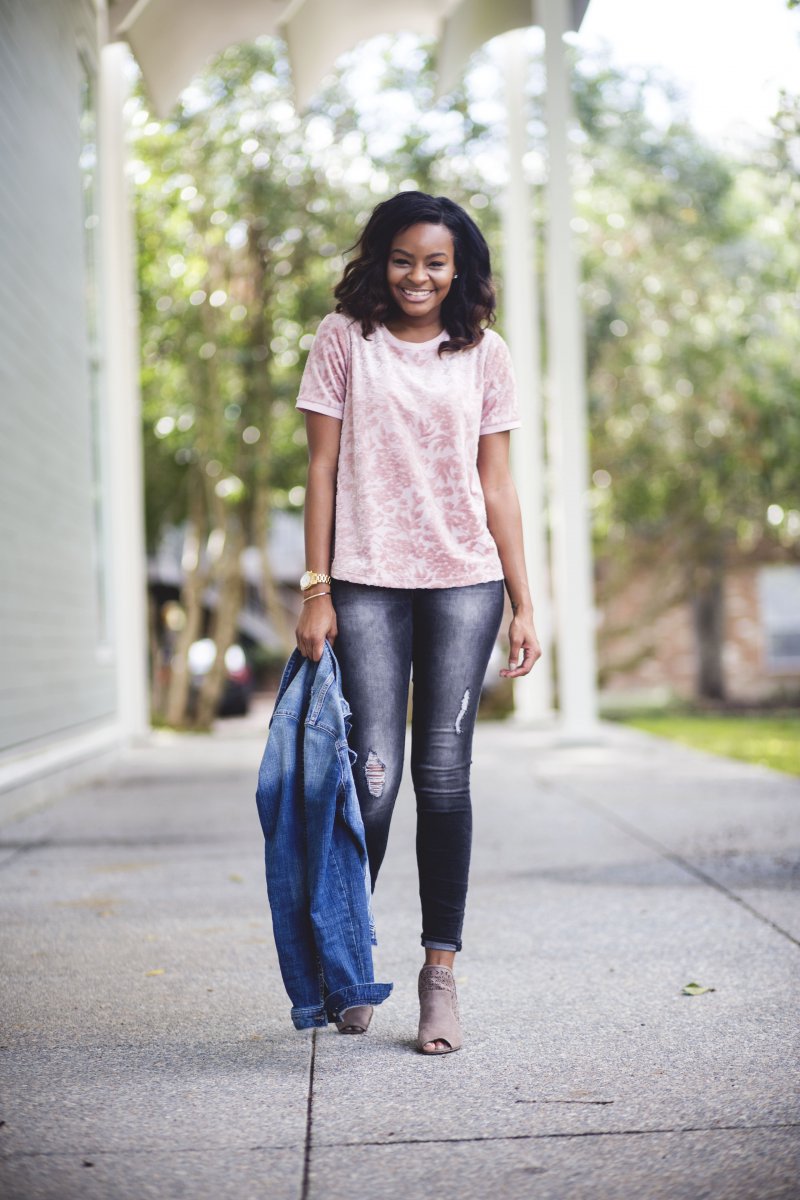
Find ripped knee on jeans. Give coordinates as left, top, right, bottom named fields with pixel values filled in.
left=454, top=688, right=471, bottom=735
left=364, top=749, right=386, bottom=798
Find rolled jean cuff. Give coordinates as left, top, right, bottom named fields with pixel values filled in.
left=290, top=1002, right=329, bottom=1030
left=325, top=982, right=394, bottom=1023
left=421, top=938, right=461, bottom=952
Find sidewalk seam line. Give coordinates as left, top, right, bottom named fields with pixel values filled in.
left=3, top=1122, right=797, bottom=1161
left=0, top=840, right=51, bottom=870
left=300, top=1027, right=317, bottom=1200
left=559, top=783, right=800, bottom=950
left=311, top=1120, right=800, bottom=1148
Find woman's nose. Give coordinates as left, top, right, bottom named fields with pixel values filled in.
left=406, top=264, right=429, bottom=284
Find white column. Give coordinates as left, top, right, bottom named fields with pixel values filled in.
left=500, top=30, right=554, bottom=722
left=99, top=41, right=150, bottom=740
left=542, top=0, right=599, bottom=739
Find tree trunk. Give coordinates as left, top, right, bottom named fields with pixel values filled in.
left=241, top=229, right=295, bottom=655
left=164, top=484, right=208, bottom=727
left=691, top=558, right=726, bottom=702
left=194, top=515, right=246, bottom=730
left=148, top=592, right=166, bottom=719
left=252, top=486, right=295, bottom=656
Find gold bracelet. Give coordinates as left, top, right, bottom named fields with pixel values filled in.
left=302, top=590, right=332, bottom=604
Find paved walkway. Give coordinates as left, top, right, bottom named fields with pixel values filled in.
left=1, top=702, right=798, bottom=1199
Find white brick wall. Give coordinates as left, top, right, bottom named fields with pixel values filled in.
left=0, top=0, right=117, bottom=755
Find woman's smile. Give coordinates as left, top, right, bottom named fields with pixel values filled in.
left=399, top=286, right=434, bottom=301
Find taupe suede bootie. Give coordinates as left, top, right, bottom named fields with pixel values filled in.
left=335, top=1004, right=373, bottom=1034
left=417, top=964, right=463, bottom=1054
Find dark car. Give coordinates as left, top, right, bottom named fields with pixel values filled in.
left=188, top=639, right=253, bottom=717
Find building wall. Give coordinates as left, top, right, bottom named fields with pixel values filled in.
left=721, top=569, right=767, bottom=698
left=0, top=0, right=118, bottom=759
left=599, top=561, right=800, bottom=705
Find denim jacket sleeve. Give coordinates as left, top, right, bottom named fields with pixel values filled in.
left=255, top=642, right=392, bottom=1029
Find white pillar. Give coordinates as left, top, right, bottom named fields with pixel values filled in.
left=542, top=0, right=599, bottom=739
left=500, top=30, right=554, bottom=722
left=99, top=41, right=150, bottom=740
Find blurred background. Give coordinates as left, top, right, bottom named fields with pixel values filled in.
left=1, top=0, right=799, bottom=808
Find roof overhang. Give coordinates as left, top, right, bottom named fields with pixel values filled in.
left=108, top=0, right=590, bottom=117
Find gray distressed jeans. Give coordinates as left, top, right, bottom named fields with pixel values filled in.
left=330, top=577, right=505, bottom=953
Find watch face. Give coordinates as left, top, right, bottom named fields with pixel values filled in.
left=300, top=571, right=311, bottom=590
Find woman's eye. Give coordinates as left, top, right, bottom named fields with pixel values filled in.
left=391, top=260, right=448, bottom=268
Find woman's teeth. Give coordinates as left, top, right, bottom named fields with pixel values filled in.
left=400, top=288, right=433, bottom=299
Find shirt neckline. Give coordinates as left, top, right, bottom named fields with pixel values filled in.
left=379, top=323, right=448, bottom=350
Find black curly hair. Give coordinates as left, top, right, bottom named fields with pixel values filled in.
left=333, top=191, right=496, bottom=355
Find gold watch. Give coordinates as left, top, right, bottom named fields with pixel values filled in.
left=300, top=569, right=332, bottom=591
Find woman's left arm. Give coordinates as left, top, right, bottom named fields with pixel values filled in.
left=477, top=431, right=542, bottom=678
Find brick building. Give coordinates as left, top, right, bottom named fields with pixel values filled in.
left=599, top=559, right=800, bottom=706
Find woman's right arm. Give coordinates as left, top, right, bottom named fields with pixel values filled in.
left=295, top=411, right=342, bottom=661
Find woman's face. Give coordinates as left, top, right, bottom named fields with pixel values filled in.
left=386, top=222, right=456, bottom=322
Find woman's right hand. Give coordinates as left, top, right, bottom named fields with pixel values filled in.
left=295, top=593, right=338, bottom=662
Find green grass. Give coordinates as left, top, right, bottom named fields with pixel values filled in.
left=619, top=714, right=800, bottom=776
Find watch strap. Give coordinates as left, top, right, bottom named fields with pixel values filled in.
left=301, top=569, right=332, bottom=590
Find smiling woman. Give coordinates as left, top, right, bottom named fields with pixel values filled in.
left=385, top=222, right=457, bottom=329
left=288, top=190, right=542, bottom=1055
left=332, top=190, right=496, bottom=353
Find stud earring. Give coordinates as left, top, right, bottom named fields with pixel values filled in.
left=453, top=273, right=459, bottom=279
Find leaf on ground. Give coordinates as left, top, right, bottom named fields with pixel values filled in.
left=145, top=968, right=165, bottom=976
left=681, top=981, right=715, bottom=995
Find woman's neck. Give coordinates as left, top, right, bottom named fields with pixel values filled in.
left=383, top=313, right=444, bottom=344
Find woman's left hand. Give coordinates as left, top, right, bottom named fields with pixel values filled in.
left=499, top=611, right=542, bottom=678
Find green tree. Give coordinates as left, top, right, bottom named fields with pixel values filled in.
left=133, top=36, right=497, bottom=726
left=135, top=36, right=799, bottom=718
left=568, top=63, right=800, bottom=698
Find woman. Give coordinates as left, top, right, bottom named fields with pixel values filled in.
left=294, top=191, right=541, bottom=1054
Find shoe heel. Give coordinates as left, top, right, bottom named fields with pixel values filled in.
left=335, top=1004, right=374, bottom=1034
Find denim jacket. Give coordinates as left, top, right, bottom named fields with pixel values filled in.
left=255, top=640, right=393, bottom=1029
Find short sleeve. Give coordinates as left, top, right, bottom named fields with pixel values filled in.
left=480, top=332, right=522, bottom=436
left=295, top=313, right=350, bottom=420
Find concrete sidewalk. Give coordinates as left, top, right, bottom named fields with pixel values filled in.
left=1, top=705, right=798, bottom=1200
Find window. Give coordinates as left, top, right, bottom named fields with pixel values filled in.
left=758, top=566, right=800, bottom=673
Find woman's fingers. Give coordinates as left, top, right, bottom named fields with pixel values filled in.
left=295, top=612, right=338, bottom=660
left=500, top=636, right=541, bottom=678
left=501, top=658, right=530, bottom=678
left=303, top=633, right=327, bottom=661
left=519, top=643, right=541, bottom=674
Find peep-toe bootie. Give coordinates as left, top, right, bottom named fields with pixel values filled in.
left=417, top=964, right=462, bottom=1054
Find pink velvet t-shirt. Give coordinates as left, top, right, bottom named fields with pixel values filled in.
left=295, top=312, right=521, bottom=589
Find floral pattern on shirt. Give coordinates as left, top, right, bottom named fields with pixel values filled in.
left=295, top=313, right=521, bottom=589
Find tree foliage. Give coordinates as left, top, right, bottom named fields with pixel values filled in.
left=567, top=63, right=800, bottom=696
left=133, top=35, right=800, bottom=716
left=133, top=36, right=499, bottom=724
